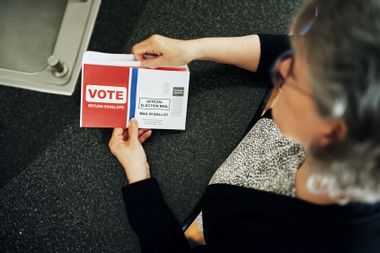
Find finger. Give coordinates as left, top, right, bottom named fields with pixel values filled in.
left=122, top=128, right=129, bottom=140
left=138, top=128, right=151, bottom=136
left=138, top=130, right=152, bottom=144
left=132, top=47, right=146, bottom=62
left=132, top=41, right=161, bottom=61
left=128, top=118, right=139, bottom=143
left=141, top=56, right=165, bottom=68
left=112, top=128, right=124, bottom=139
left=131, top=41, right=150, bottom=61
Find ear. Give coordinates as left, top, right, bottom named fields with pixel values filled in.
left=278, top=58, right=293, bottom=78
left=318, top=119, right=348, bottom=146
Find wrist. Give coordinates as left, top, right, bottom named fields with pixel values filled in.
left=127, top=172, right=151, bottom=184
left=182, top=39, right=202, bottom=62
left=123, top=162, right=151, bottom=184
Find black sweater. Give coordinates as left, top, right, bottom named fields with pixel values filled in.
left=122, top=35, right=380, bottom=253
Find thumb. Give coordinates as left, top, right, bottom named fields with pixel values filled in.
left=141, top=56, right=165, bottom=68
left=128, top=118, right=140, bottom=143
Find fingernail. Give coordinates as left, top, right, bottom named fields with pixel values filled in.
left=130, top=118, right=137, bottom=125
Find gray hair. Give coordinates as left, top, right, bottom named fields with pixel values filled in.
left=292, top=0, right=380, bottom=203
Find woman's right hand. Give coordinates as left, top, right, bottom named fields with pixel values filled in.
left=131, top=34, right=194, bottom=68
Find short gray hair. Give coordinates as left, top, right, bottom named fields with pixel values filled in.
left=292, top=0, right=380, bottom=203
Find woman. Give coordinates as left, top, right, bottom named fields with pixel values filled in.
left=109, top=0, right=380, bottom=252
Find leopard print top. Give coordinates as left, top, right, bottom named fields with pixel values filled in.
left=209, top=118, right=305, bottom=197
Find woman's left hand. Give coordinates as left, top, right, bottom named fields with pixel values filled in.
left=109, top=118, right=152, bottom=184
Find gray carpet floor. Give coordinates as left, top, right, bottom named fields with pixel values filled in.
left=0, top=0, right=301, bottom=252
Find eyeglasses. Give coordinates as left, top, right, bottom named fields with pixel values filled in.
left=270, top=49, right=313, bottom=98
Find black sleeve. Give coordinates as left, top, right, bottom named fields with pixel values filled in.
left=122, top=178, right=191, bottom=253
left=256, top=34, right=291, bottom=80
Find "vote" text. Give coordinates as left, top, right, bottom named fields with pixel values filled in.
left=86, top=85, right=127, bottom=104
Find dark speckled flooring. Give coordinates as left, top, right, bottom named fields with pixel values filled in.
left=0, top=0, right=301, bottom=252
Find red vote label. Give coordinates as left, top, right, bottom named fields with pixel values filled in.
left=81, top=64, right=130, bottom=128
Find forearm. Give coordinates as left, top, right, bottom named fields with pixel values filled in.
left=123, top=178, right=190, bottom=253
left=185, top=35, right=261, bottom=72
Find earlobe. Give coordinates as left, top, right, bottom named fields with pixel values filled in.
left=319, top=120, right=348, bottom=146
left=331, top=119, right=348, bottom=141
